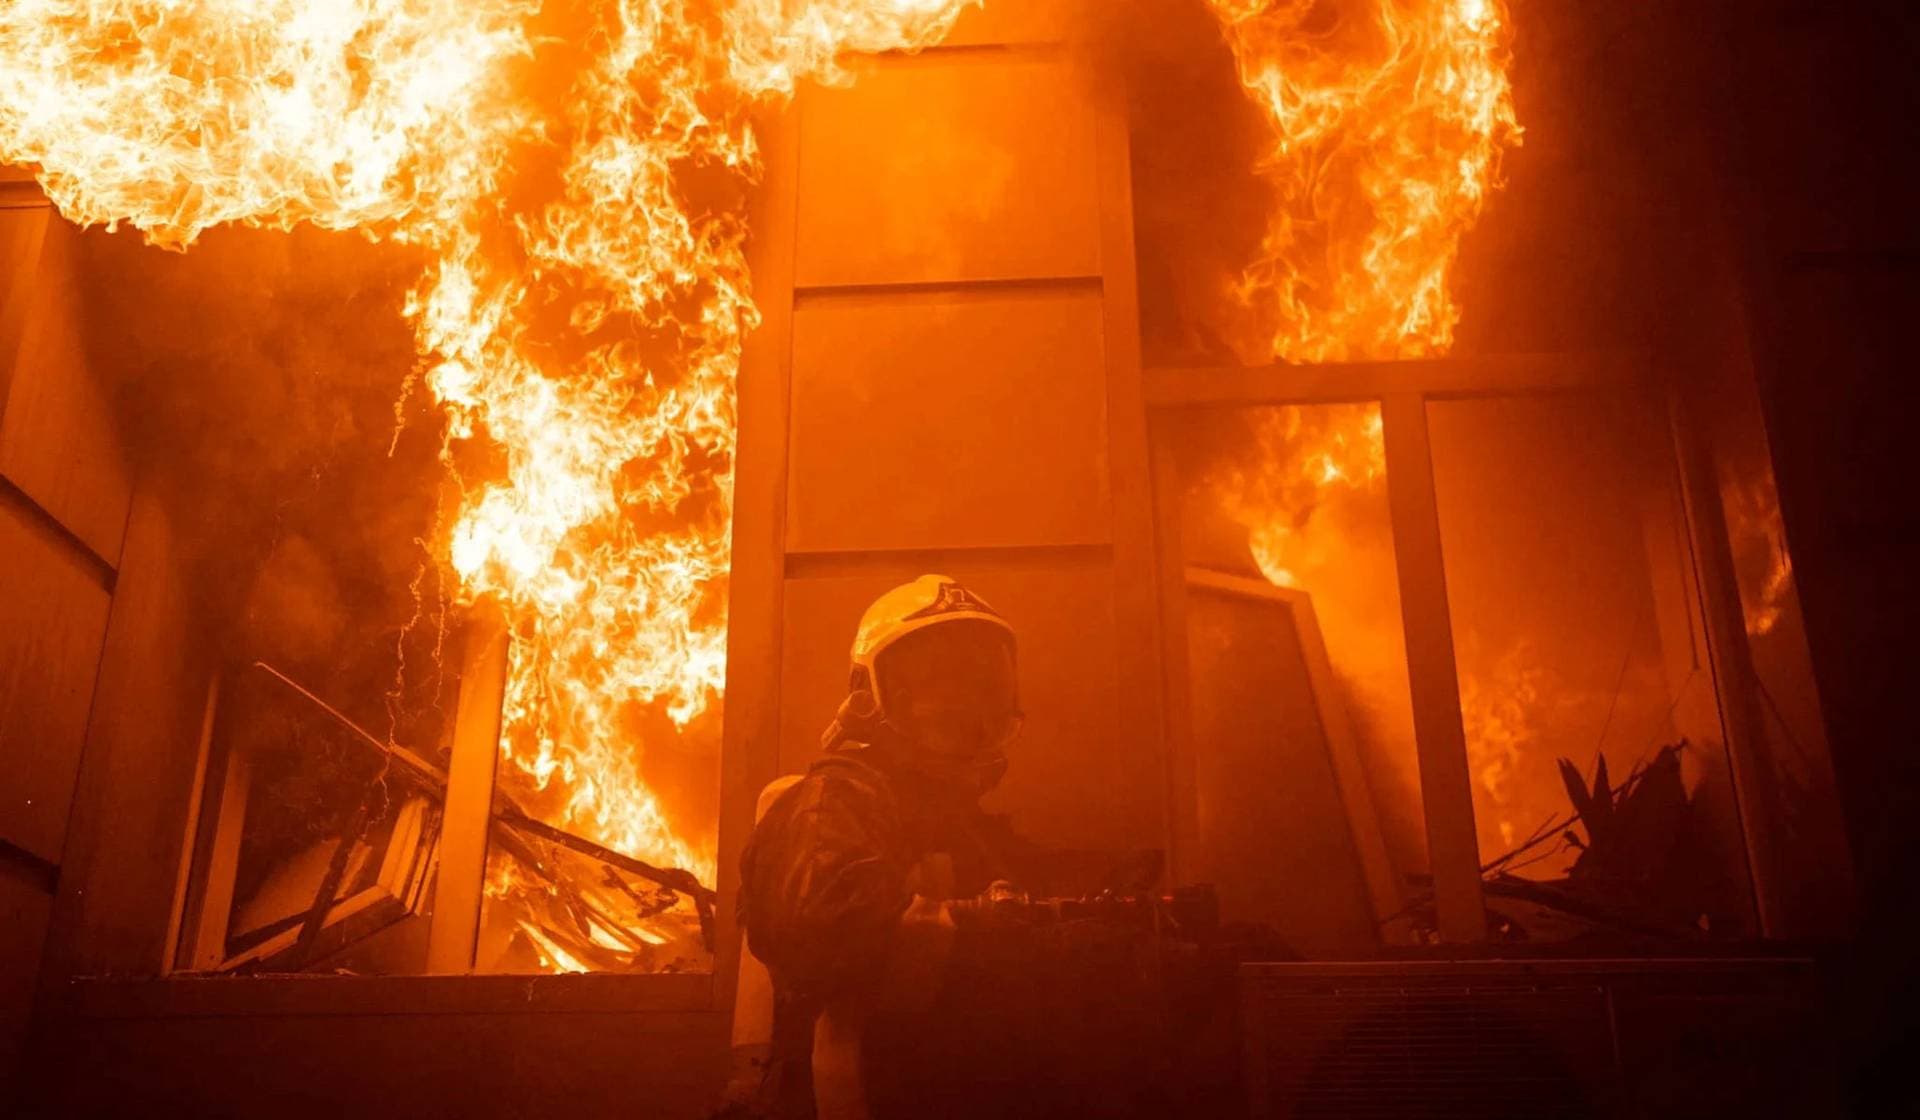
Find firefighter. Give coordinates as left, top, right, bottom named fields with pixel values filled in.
left=729, top=575, right=1175, bottom=1120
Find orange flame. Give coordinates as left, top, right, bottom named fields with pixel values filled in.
left=1, top=0, right=975, bottom=964
left=1205, top=0, right=1520, bottom=363
left=1457, top=638, right=1544, bottom=850
left=1205, top=0, right=1525, bottom=874
left=1723, top=468, right=1793, bottom=638
left=1219, top=405, right=1384, bottom=588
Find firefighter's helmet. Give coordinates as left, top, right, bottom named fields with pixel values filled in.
left=849, top=574, right=1017, bottom=720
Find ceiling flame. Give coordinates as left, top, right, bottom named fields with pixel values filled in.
left=0, top=0, right=975, bottom=964
left=1206, top=0, right=1521, bottom=363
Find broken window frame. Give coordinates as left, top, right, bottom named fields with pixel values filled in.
left=1143, top=353, right=1822, bottom=944
left=166, top=615, right=719, bottom=981
left=168, top=666, right=450, bottom=975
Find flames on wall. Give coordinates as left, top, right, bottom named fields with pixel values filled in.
left=2, top=0, right=1540, bottom=964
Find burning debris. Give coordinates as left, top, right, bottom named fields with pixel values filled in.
left=191, top=662, right=715, bottom=975
left=1413, top=742, right=1731, bottom=945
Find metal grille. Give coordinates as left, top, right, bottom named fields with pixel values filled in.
left=1244, top=978, right=1619, bottom=1119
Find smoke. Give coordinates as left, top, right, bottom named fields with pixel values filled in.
left=1084, top=0, right=1273, bottom=365
left=73, top=222, right=457, bottom=748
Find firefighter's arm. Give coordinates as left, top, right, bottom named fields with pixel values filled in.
left=740, top=769, right=913, bottom=1003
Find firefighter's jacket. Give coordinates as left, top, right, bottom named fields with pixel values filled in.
left=737, top=742, right=1196, bottom=1120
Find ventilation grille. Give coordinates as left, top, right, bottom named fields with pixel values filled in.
left=1243, top=978, right=1619, bottom=1119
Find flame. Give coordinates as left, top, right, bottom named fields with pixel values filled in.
left=1, top=0, right=975, bottom=966
left=1205, top=0, right=1520, bottom=362
left=1456, top=638, right=1543, bottom=850
left=1222, top=405, right=1384, bottom=587
left=1723, top=468, right=1793, bottom=637
left=1204, top=0, right=1524, bottom=875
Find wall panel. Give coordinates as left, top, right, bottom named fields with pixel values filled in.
left=0, top=203, right=50, bottom=406
left=49, top=491, right=211, bottom=977
left=0, top=218, right=132, bottom=566
left=786, top=288, right=1111, bottom=552
left=943, top=0, right=1089, bottom=48
left=0, top=499, right=112, bottom=865
left=794, top=51, right=1100, bottom=288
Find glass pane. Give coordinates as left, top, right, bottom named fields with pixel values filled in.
left=1709, top=380, right=1852, bottom=932
left=182, top=666, right=441, bottom=975
left=1172, top=402, right=1425, bottom=952
left=1428, top=389, right=1756, bottom=943
left=473, top=636, right=718, bottom=974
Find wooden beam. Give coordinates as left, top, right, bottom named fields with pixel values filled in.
left=64, top=969, right=715, bottom=1019
left=1092, top=58, right=1173, bottom=879
left=1143, top=351, right=1644, bottom=410
left=1149, top=428, right=1199, bottom=882
left=716, top=98, right=802, bottom=1013
left=1287, top=589, right=1406, bottom=934
left=186, top=726, right=248, bottom=971
left=160, top=675, right=220, bottom=973
left=1667, top=389, right=1786, bottom=936
left=1379, top=394, right=1486, bottom=942
left=425, top=607, right=508, bottom=974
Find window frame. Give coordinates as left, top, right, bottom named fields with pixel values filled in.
left=1142, top=351, right=1791, bottom=943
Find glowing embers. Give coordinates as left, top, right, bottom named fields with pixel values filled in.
left=479, top=832, right=707, bottom=973
left=1203, top=0, right=1522, bottom=363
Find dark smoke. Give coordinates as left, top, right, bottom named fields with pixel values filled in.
left=1086, top=0, right=1273, bottom=368
left=74, top=222, right=458, bottom=754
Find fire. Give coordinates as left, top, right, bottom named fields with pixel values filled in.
left=1, top=0, right=974, bottom=967
left=1220, top=405, right=1384, bottom=589
left=1456, top=638, right=1544, bottom=850
left=1205, top=0, right=1520, bottom=362
left=1723, top=468, right=1793, bottom=637
left=1204, top=0, right=1525, bottom=874
left=5, top=0, right=1524, bottom=954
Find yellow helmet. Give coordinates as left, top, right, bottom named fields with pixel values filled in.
left=849, top=574, right=1015, bottom=711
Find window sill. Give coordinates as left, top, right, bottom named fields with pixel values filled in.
left=55, top=970, right=717, bottom=1019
